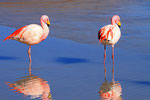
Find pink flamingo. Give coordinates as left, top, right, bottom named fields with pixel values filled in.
left=99, top=62, right=122, bottom=100
left=99, top=81, right=122, bottom=100
left=6, top=75, right=52, bottom=100
left=99, top=69, right=122, bottom=100
left=4, top=15, right=50, bottom=74
left=98, top=15, right=121, bottom=80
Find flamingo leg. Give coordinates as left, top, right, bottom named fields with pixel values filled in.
left=112, top=45, right=115, bottom=82
left=28, top=46, right=31, bottom=76
left=104, top=45, right=106, bottom=79
left=104, top=64, right=106, bottom=82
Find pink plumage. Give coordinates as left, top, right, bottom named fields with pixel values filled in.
left=98, top=15, right=121, bottom=45
left=4, top=15, right=50, bottom=72
left=4, top=26, right=27, bottom=41
left=6, top=75, right=52, bottom=100
left=100, top=82, right=122, bottom=100
left=4, top=15, right=50, bottom=45
left=98, top=15, right=121, bottom=75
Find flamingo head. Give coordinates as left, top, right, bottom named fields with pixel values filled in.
left=111, top=15, right=121, bottom=27
left=41, top=15, right=50, bottom=27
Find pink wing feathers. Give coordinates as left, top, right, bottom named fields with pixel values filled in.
left=98, top=25, right=114, bottom=42
left=4, top=26, right=27, bottom=41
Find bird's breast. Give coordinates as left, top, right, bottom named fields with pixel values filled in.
left=19, top=24, right=44, bottom=45
left=99, top=25, right=121, bottom=45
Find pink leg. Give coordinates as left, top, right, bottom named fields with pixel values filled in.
left=28, top=46, right=32, bottom=76
left=112, top=45, right=115, bottom=82
left=104, top=45, right=106, bottom=80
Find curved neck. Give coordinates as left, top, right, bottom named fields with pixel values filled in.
left=40, top=19, right=49, bottom=41
left=111, top=18, right=116, bottom=25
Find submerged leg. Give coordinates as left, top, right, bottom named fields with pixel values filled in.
left=104, top=45, right=106, bottom=80
left=28, top=46, right=32, bottom=76
left=112, top=45, right=115, bottom=82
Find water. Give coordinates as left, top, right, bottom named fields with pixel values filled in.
left=0, top=0, right=150, bottom=100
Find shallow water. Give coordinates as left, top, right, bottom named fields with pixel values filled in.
left=0, top=0, right=150, bottom=100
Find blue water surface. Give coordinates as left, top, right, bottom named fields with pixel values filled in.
left=0, top=0, right=150, bottom=100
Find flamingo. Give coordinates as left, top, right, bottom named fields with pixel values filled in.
left=98, top=15, right=121, bottom=78
left=4, top=15, right=50, bottom=74
left=6, top=75, right=52, bottom=100
left=99, top=63, right=122, bottom=100
left=99, top=80, right=122, bottom=100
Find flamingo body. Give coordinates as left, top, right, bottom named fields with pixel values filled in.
left=4, top=15, right=50, bottom=71
left=98, top=15, right=121, bottom=76
left=6, top=75, right=52, bottom=100
left=100, top=82, right=122, bottom=100
left=98, top=24, right=121, bottom=45
left=6, top=24, right=45, bottom=45
left=4, top=15, right=50, bottom=45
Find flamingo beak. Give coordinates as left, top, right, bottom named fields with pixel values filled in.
left=47, top=20, right=50, bottom=27
left=117, top=21, right=121, bottom=27
left=48, top=92, right=52, bottom=99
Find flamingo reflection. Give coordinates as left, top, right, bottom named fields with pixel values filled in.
left=99, top=65, right=122, bottom=100
left=6, top=72, right=52, bottom=100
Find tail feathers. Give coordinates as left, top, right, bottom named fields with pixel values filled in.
left=3, top=34, right=13, bottom=41
left=3, top=25, right=27, bottom=42
left=98, top=30, right=101, bottom=40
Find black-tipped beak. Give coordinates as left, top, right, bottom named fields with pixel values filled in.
left=47, top=20, right=50, bottom=27
left=47, top=23, right=50, bottom=27
left=117, top=21, right=121, bottom=28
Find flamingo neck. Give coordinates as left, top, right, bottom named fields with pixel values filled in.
left=111, top=20, right=116, bottom=25
left=40, top=20, right=49, bottom=41
left=111, top=17, right=116, bottom=25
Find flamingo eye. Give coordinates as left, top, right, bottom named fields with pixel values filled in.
left=116, top=19, right=120, bottom=23
left=46, top=19, right=49, bottom=23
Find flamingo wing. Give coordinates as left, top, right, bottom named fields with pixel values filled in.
left=4, top=25, right=27, bottom=41
left=98, top=25, right=114, bottom=42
